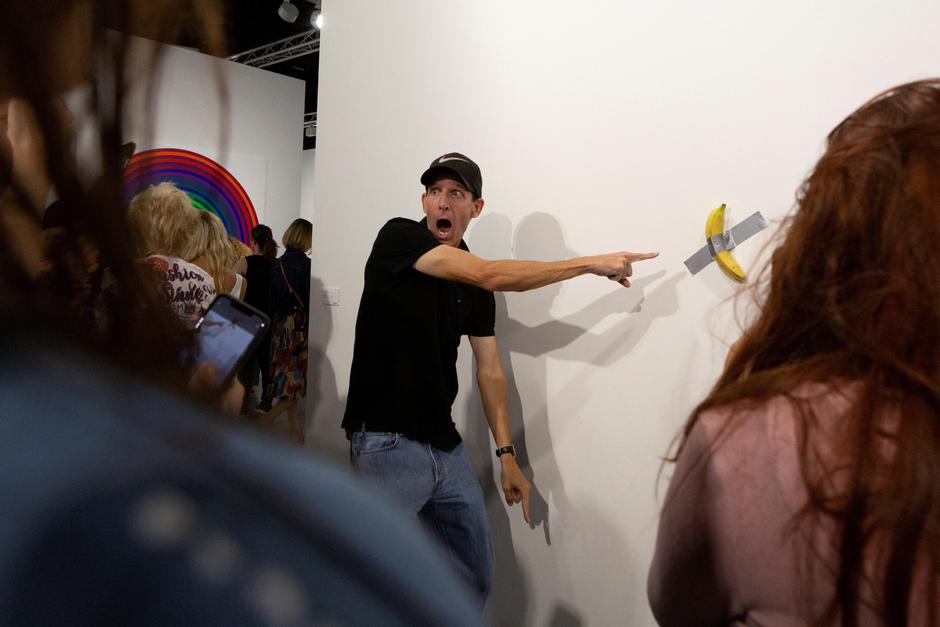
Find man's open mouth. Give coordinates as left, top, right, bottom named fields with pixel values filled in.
left=435, top=218, right=452, bottom=237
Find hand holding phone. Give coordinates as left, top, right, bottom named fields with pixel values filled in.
left=188, top=362, right=246, bottom=416
left=192, top=294, right=270, bottom=387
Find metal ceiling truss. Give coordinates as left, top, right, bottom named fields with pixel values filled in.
left=228, top=29, right=320, bottom=68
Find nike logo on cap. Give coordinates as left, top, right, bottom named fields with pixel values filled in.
left=438, top=156, right=469, bottom=164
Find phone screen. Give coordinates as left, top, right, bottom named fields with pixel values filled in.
left=193, top=295, right=268, bottom=386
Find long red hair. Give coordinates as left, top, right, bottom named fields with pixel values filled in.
left=676, top=80, right=940, bottom=626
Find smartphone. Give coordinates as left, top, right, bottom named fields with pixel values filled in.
left=192, top=294, right=270, bottom=386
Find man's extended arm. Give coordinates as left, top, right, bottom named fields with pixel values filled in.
left=468, top=334, right=531, bottom=523
left=413, top=244, right=658, bottom=291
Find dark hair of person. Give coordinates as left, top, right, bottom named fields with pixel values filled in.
left=282, top=218, right=312, bottom=252
left=250, top=223, right=278, bottom=263
left=671, top=80, right=940, bottom=626
left=0, top=0, right=226, bottom=390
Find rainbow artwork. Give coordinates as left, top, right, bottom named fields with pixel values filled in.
left=123, top=148, right=258, bottom=243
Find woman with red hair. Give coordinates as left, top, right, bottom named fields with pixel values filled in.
left=650, top=81, right=940, bottom=627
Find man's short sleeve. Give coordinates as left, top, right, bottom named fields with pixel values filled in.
left=463, top=286, right=496, bottom=337
left=370, top=218, right=440, bottom=276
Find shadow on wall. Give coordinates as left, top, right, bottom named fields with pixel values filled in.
left=547, top=602, right=583, bottom=627
left=305, top=275, right=348, bottom=462
left=463, top=212, right=683, bottom=626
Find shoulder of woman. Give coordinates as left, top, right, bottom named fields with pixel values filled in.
left=224, top=269, right=238, bottom=290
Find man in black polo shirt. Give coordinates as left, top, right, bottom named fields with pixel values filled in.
left=342, top=152, right=657, bottom=601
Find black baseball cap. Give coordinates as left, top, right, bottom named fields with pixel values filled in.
left=420, top=152, right=483, bottom=198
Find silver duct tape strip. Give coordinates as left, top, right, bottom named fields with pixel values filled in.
left=684, top=211, right=768, bottom=275
left=684, top=246, right=714, bottom=275
left=730, top=211, right=768, bottom=244
left=709, top=231, right=735, bottom=254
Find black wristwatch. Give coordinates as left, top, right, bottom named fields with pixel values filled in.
left=495, top=444, right=516, bottom=458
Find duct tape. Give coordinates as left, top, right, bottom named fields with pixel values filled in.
left=684, top=211, right=768, bottom=275
left=708, top=231, right=736, bottom=254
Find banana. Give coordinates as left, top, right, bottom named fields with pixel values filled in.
left=705, top=203, right=745, bottom=282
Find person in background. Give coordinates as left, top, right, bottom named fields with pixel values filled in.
left=40, top=199, right=103, bottom=325
left=184, top=210, right=247, bottom=300
left=0, top=2, right=483, bottom=624
left=261, top=218, right=311, bottom=441
left=127, top=181, right=216, bottom=325
left=238, top=223, right=278, bottom=412
left=648, top=80, right=940, bottom=627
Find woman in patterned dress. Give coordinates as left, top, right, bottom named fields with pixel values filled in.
left=262, top=218, right=311, bottom=441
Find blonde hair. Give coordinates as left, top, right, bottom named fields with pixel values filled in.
left=228, top=236, right=251, bottom=265
left=282, top=218, right=312, bottom=252
left=127, top=182, right=200, bottom=258
left=178, top=211, right=230, bottom=290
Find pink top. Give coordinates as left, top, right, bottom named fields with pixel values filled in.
left=648, top=386, right=934, bottom=626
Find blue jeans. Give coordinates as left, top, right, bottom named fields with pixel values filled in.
left=349, top=429, right=494, bottom=601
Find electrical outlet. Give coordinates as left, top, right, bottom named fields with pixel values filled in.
left=321, top=287, right=340, bottom=306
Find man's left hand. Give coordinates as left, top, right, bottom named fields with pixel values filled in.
left=500, top=455, right=531, bottom=524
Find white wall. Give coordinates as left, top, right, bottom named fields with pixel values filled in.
left=300, top=149, right=316, bottom=227
left=122, top=40, right=306, bottom=244
left=309, top=2, right=940, bottom=625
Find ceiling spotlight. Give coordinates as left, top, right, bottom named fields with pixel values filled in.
left=304, top=126, right=315, bottom=138
left=278, top=1, right=299, bottom=23
left=311, top=11, right=324, bottom=29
